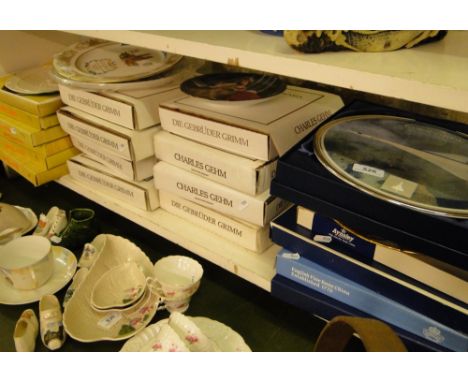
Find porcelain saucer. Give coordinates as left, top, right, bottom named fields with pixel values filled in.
left=15, top=206, right=38, bottom=235
left=120, top=317, right=251, bottom=352
left=5, top=65, right=58, bottom=95
left=0, top=246, right=77, bottom=305
left=0, top=205, right=38, bottom=245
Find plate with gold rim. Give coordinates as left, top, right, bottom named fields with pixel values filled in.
left=54, top=39, right=183, bottom=83
left=5, top=65, right=58, bottom=95
left=50, top=57, right=202, bottom=92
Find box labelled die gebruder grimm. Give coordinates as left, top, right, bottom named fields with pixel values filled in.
left=57, top=106, right=159, bottom=176
left=67, top=154, right=159, bottom=211
left=159, top=190, right=272, bottom=253
left=153, top=161, right=291, bottom=226
left=159, top=86, right=344, bottom=161
left=154, top=130, right=277, bottom=196
left=58, top=82, right=182, bottom=131
left=70, top=135, right=155, bottom=182
left=270, top=100, right=468, bottom=270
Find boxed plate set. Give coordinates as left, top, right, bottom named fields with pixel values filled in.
left=271, top=100, right=468, bottom=270
left=270, top=206, right=468, bottom=338
left=159, top=74, right=344, bottom=161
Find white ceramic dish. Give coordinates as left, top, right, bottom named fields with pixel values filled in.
left=5, top=65, right=58, bottom=95
left=15, top=206, right=38, bottom=235
left=0, top=205, right=38, bottom=245
left=91, top=261, right=146, bottom=310
left=0, top=246, right=77, bottom=305
left=54, top=39, right=182, bottom=83
left=63, top=234, right=159, bottom=342
left=120, top=317, right=251, bottom=352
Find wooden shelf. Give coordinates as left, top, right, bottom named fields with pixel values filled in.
left=64, top=30, right=468, bottom=114
left=56, top=175, right=278, bottom=292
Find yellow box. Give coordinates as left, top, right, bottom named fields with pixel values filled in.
left=0, top=75, right=62, bottom=116
left=0, top=112, right=67, bottom=147
left=0, top=135, right=73, bottom=161
left=0, top=150, right=68, bottom=186
left=0, top=136, right=79, bottom=171
left=0, top=99, right=59, bottom=130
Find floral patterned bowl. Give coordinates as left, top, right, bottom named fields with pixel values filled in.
left=63, top=234, right=159, bottom=342
left=91, top=261, right=146, bottom=310
left=150, top=255, right=203, bottom=313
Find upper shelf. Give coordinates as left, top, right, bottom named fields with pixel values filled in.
left=64, top=30, right=468, bottom=114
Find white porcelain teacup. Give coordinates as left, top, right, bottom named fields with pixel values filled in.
left=91, top=261, right=146, bottom=310
left=0, top=236, right=54, bottom=290
left=149, top=255, right=203, bottom=313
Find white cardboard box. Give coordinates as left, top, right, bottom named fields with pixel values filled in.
left=57, top=106, right=159, bottom=162
left=154, top=131, right=276, bottom=196
left=70, top=135, right=155, bottom=181
left=67, top=154, right=159, bottom=211
left=153, top=161, right=290, bottom=226
left=159, top=191, right=272, bottom=253
left=159, top=86, right=344, bottom=161
left=58, top=83, right=182, bottom=130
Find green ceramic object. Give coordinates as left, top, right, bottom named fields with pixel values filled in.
left=58, top=208, right=99, bottom=252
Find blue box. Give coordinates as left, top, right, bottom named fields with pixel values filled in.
left=270, top=100, right=468, bottom=270
left=276, top=248, right=468, bottom=351
left=271, top=274, right=451, bottom=352
left=270, top=206, right=468, bottom=334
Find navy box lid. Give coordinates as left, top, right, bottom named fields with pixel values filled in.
left=271, top=100, right=468, bottom=270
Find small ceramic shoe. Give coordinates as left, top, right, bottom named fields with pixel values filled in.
left=13, top=309, right=39, bottom=352
left=34, top=206, right=67, bottom=239
left=39, top=294, right=66, bottom=351
left=47, top=210, right=67, bottom=240
left=56, top=208, right=98, bottom=251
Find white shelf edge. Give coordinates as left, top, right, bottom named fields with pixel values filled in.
left=56, top=175, right=277, bottom=292
left=63, top=30, right=468, bottom=114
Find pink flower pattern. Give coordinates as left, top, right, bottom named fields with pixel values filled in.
left=185, top=335, right=199, bottom=344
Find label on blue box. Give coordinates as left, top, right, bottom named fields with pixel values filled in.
left=276, top=249, right=468, bottom=352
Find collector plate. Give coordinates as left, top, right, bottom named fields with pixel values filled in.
left=54, top=39, right=182, bottom=83
left=120, top=317, right=251, bottom=352
left=180, top=72, right=286, bottom=104
left=0, top=246, right=77, bottom=305
left=5, top=65, right=58, bottom=95
left=313, top=115, right=468, bottom=219
left=49, top=57, right=202, bottom=92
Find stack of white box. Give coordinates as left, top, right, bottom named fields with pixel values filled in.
left=56, top=83, right=184, bottom=211
left=153, top=85, right=344, bottom=252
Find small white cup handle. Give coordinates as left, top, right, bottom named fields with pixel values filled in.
left=146, top=277, right=164, bottom=297
left=146, top=277, right=172, bottom=311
